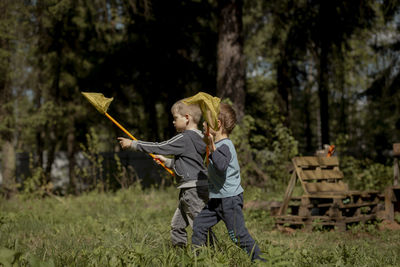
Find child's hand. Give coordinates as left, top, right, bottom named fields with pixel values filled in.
left=117, top=137, right=132, bottom=150
left=202, top=122, right=212, bottom=145
left=203, top=132, right=212, bottom=145
left=153, top=155, right=173, bottom=168
left=153, top=154, right=167, bottom=164
left=203, top=132, right=216, bottom=153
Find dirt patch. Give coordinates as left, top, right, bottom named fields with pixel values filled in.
left=378, top=219, right=400, bottom=231
left=276, top=225, right=297, bottom=235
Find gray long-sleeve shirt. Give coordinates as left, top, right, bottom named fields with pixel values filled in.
left=131, top=129, right=208, bottom=187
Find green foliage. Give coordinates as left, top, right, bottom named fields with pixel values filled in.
left=231, top=76, right=298, bottom=191
left=19, top=153, right=56, bottom=199
left=243, top=0, right=400, bottom=162
left=339, top=156, right=393, bottom=191
left=78, top=127, right=104, bottom=192
left=0, top=247, right=22, bottom=267
left=348, top=221, right=380, bottom=235
left=113, top=153, right=139, bottom=190
left=395, top=213, right=400, bottom=224
left=21, top=164, right=44, bottom=197
left=0, top=0, right=399, bottom=196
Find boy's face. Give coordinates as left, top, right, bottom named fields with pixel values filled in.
left=172, top=110, right=188, bottom=133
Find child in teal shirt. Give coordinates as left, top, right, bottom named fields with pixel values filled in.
left=192, top=103, right=265, bottom=262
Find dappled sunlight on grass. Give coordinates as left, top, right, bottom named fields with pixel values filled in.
left=1, top=186, right=400, bottom=266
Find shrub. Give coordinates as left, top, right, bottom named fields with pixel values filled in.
left=339, top=156, right=393, bottom=191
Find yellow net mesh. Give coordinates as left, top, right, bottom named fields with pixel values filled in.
left=183, top=92, right=220, bottom=130
left=81, top=92, right=113, bottom=114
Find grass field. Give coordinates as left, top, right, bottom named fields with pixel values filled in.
left=1, top=185, right=400, bottom=266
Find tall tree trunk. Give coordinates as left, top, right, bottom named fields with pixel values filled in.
left=318, top=2, right=330, bottom=147
left=1, top=141, right=15, bottom=198
left=216, top=0, right=245, bottom=121
left=144, top=96, right=159, bottom=140
left=0, top=81, right=16, bottom=197
left=0, top=97, right=16, bottom=197
left=35, top=84, right=44, bottom=169
left=44, top=44, right=62, bottom=184
left=34, top=0, right=46, bottom=170
left=0, top=1, right=16, bottom=197
left=67, top=126, right=78, bottom=195
left=318, top=44, right=330, bottom=147
left=338, top=65, right=347, bottom=135
left=44, top=131, right=56, bottom=184
left=303, top=61, right=314, bottom=153
left=304, top=85, right=313, bottom=153
left=276, top=52, right=292, bottom=127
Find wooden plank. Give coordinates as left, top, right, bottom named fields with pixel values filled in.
left=393, top=143, right=400, bottom=157
left=299, top=197, right=311, bottom=216
left=385, top=186, right=395, bottom=221
left=292, top=156, right=339, bottom=167
left=275, top=214, right=377, bottom=231
left=394, top=157, right=399, bottom=186
left=305, top=181, right=348, bottom=193
left=275, top=214, right=376, bottom=223
left=278, top=171, right=297, bottom=216
left=275, top=215, right=331, bottom=221
left=311, top=194, right=350, bottom=199
left=345, top=190, right=364, bottom=196
left=289, top=200, right=379, bottom=209
left=303, top=193, right=348, bottom=199
left=327, top=199, right=342, bottom=218
left=299, top=169, right=344, bottom=180
left=274, top=215, right=308, bottom=223
left=345, top=190, right=380, bottom=199
left=293, top=164, right=309, bottom=194
left=339, top=201, right=379, bottom=209
left=341, top=214, right=376, bottom=223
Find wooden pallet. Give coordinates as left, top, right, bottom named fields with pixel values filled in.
left=381, top=186, right=400, bottom=221
left=275, top=214, right=377, bottom=231
left=275, top=156, right=383, bottom=231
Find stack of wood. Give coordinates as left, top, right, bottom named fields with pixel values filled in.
left=381, top=143, right=400, bottom=221
left=274, top=156, right=383, bottom=231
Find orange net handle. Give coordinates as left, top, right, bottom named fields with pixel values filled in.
left=205, top=125, right=210, bottom=165
left=327, top=145, right=335, bottom=157
left=105, top=112, right=174, bottom=176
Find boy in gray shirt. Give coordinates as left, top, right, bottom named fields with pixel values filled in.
left=118, top=100, right=210, bottom=247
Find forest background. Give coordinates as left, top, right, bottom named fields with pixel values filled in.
left=0, top=0, right=400, bottom=196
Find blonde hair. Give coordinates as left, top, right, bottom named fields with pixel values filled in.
left=218, top=103, right=236, bottom=134
left=171, top=100, right=202, bottom=124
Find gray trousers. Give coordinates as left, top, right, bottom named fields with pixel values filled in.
left=171, top=186, right=209, bottom=246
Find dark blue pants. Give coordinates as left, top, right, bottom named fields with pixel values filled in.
left=192, top=193, right=262, bottom=260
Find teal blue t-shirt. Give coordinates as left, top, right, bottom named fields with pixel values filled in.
left=208, top=138, right=244, bottom=198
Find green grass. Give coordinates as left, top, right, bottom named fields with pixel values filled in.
left=1, top=185, right=400, bottom=266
